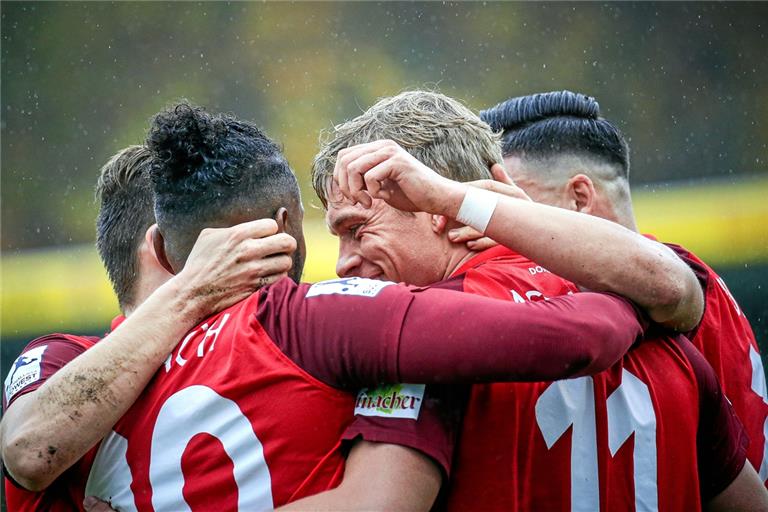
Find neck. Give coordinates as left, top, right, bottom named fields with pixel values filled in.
left=441, top=246, right=480, bottom=280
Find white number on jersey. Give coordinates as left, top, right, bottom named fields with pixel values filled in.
left=535, top=370, right=658, bottom=512
left=750, top=346, right=768, bottom=482
left=86, top=385, right=273, bottom=511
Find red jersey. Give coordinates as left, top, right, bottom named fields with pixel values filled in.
left=441, top=247, right=747, bottom=511
left=83, top=276, right=648, bottom=510
left=664, top=241, right=768, bottom=483
left=3, top=334, right=100, bottom=512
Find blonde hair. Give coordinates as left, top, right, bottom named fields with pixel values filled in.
left=312, top=90, right=502, bottom=207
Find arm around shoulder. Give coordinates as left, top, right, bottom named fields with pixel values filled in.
left=277, top=440, right=442, bottom=511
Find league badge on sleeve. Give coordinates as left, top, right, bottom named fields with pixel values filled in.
left=306, top=277, right=395, bottom=298
left=4, top=345, right=48, bottom=403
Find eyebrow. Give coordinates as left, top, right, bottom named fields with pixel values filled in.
left=328, top=209, right=367, bottom=235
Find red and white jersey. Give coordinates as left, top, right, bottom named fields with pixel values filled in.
left=3, top=333, right=100, bottom=512
left=664, top=240, right=768, bottom=484
left=86, top=290, right=355, bottom=510
left=85, top=277, right=470, bottom=510
left=443, top=247, right=747, bottom=512
left=4, top=273, right=647, bottom=511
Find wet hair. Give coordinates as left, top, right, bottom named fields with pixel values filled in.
left=313, top=90, right=502, bottom=207
left=480, top=90, right=630, bottom=179
left=147, top=101, right=300, bottom=270
left=95, top=145, right=155, bottom=310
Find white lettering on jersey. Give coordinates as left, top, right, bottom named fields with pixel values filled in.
left=86, top=432, right=138, bottom=512
left=86, top=385, right=273, bottom=511
left=715, top=276, right=742, bottom=317
left=749, top=346, right=768, bottom=481
left=306, top=277, right=395, bottom=298
left=165, top=314, right=231, bottom=373
left=536, top=377, right=599, bottom=511
left=354, top=383, right=425, bottom=420
left=4, top=345, right=48, bottom=403
left=510, top=289, right=549, bottom=303
left=607, top=370, right=658, bottom=511
left=535, top=370, right=659, bottom=512
left=528, top=265, right=551, bottom=276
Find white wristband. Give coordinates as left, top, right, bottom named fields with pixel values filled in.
left=456, top=187, right=498, bottom=234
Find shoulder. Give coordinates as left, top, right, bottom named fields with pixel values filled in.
left=4, top=333, right=99, bottom=409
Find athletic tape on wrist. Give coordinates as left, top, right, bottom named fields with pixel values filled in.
left=456, top=187, right=498, bottom=234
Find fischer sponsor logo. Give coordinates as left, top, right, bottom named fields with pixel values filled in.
left=354, top=383, right=425, bottom=420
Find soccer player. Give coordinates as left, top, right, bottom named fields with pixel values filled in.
left=479, top=90, right=768, bottom=484
left=4, top=110, right=639, bottom=512
left=314, top=90, right=768, bottom=510
left=1, top=146, right=296, bottom=509
left=82, top=102, right=658, bottom=511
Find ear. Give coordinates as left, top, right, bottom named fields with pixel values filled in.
left=274, top=207, right=288, bottom=233
left=566, top=174, right=597, bottom=213
left=148, top=224, right=175, bottom=275
left=490, top=163, right=515, bottom=185
left=430, top=214, right=448, bottom=235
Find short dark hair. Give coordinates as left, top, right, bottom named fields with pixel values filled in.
left=480, top=90, right=630, bottom=178
left=147, top=101, right=299, bottom=269
left=95, top=145, right=155, bottom=310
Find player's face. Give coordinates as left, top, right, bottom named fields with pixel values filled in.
left=326, top=196, right=447, bottom=286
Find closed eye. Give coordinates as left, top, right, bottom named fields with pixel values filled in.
left=349, top=224, right=364, bottom=238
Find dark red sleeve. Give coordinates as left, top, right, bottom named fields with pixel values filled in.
left=671, top=335, right=749, bottom=500
left=341, top=384, right=468, bottom=477
left=257, top=277, right=646, bottom=387
left=3, top=335, right=94, bottom=411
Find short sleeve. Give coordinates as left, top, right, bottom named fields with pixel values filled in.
left=341, top=383, right=468, bottom=477
left=3, top=335, right=93, bottom=410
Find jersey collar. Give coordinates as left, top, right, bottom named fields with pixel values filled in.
left=451, top=245, right=525, bottom=278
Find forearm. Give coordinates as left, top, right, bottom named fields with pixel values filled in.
left=440, top=183, right=703, bottom=331
left=1, top=278, right=205, bottom=490
left=277, top=441, right=440, bottom=512
left=395, top=290, right=644, bottom=384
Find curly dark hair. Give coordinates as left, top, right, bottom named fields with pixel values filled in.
left=480, top=90, right=630, bottom=178
left=147, top=101, right=301, bottom=271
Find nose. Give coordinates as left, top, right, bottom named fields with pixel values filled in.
left=336, top=241, right=362, bottom=278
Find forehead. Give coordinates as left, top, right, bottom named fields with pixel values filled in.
left=325, top=197, right=370, bottom=234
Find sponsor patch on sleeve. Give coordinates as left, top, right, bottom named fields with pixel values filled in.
left=354, top=383, right=425, bottom=420
left=4, top=345, right=48, bottom=403
left=306, top=277, right=395, bottom=298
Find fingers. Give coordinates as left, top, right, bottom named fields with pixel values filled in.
left=448, top=225, right=486, bottom=243
left=334, top=140, right=399, bottom=206
left=249, top=253, right=293, bottom=280
left=467, top=237, right=499, bottom=251
left=198, top=218, right=279, bottom=245
left=83, top=497, right=117, bottom=512
left=491, top=163, right=514, bottom=185
left=233, top=218, right=280, bottom=239
left=448, top=225, right=499, bottom=251
left=246, top=233, right=297, bottom=259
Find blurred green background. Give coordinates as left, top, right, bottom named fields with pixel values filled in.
left=2, top=2, right=767, bottom=381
